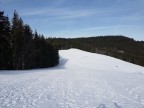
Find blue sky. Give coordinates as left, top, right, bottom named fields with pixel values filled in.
left=0, top=0, right=144, bottom=40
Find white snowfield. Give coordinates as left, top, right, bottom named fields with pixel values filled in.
left=0, top=49, right=144, bottom=108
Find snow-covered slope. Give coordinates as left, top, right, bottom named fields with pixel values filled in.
left=0, top=48, right=144, bottom=108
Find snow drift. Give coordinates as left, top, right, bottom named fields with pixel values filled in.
left=0, top=48, right=144, bottom=108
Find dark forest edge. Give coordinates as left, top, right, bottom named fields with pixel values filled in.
left=47, top=36, right=144, bottom=67
left=0, top=11, right=59, bottom=70
left=1, top=10, right=144, bottom=70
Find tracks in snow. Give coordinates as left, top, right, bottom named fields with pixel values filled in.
left=0, top=49, right=144, bottom=108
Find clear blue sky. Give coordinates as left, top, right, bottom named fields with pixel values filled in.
left=0, top=0, right=144, bottom=40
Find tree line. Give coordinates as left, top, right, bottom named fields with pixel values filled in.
left=0, top=11, right=59, bottom=70
left=47, top=36, right=144, bottom=67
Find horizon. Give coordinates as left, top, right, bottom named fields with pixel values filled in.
left=0, top=0, right=144, bottom=41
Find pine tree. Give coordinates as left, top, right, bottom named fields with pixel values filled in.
left=11, top=11, right=25, bottom=69
left=0, top=11, right=12, bottom=69
left=22, top=24, right=33, bottom=69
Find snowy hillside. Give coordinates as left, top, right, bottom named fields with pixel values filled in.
left=0, top=48, right=144, bottom=108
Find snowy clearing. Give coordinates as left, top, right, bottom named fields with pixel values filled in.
left=0, top=48, right=144, bottom=108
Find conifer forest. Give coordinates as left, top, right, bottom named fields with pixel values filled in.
left=0, top=11, right=59, bottom=70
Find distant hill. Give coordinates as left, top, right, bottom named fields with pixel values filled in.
left=47, top=36, right=144, bottom=67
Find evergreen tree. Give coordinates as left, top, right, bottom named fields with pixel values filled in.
left=22, top=24, right=33, bottom=69
left=11, top=11, right=25, bottom=69
left=0, top=11, right=12, bottom=69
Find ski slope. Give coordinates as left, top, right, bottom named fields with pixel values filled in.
left=0, top=48, right=144, bottom=108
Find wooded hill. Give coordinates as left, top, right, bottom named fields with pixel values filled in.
left=47, top=36, right=144, bottom=67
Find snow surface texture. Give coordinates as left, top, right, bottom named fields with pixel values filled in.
left=0, top=48, right=144, bottom=108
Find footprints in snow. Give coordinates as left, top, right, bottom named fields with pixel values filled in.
left=97, top=103, right=121, bottom=108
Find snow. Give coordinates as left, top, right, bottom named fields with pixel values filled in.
left=0, top=48, right=144, bottom=108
